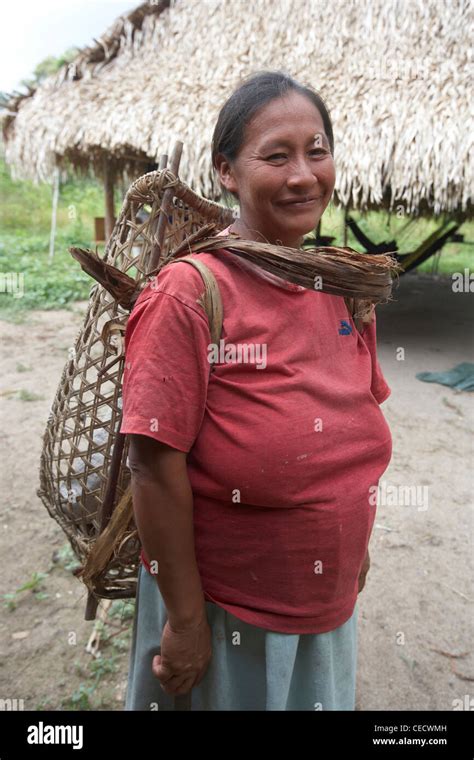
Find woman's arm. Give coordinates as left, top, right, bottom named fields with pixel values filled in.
left=128, top=433, right=206, bottom=630
left=128, top=433, right=212, bottom=696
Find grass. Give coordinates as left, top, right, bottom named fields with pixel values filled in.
left=0, top=151, right=105, bottom=320
left=3, top=571, right=50, bottom=611
left=58, top=599, right=134, bottom=710
left=51, top=542, right=82, bottom=574
left=2, top=543, right=134, bottom=711
left=15, top=389, right=45, bottom=402
left=319, top=204, right=473, bottom=274
left=0, top=152, right=472, bottom=323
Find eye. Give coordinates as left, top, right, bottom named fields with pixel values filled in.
left=266, top=149, right=329, bottom=161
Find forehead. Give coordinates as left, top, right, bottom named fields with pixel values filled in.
left=244, top=91, right=327, bottom=148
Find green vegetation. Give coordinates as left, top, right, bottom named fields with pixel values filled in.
left=0, top=151, right=471, bottom=322
left=51, top=542, right=82, bottom=574
left=0, top=47, right=79, bottom=109
left=320, top=204, right=472, bottom=275
left=0, top=152, right=106, bottom=319
left=3, top=546, right=134, bottom=711
left=58, top=599, right=134, bottom=710
left=3, top=571, right=50, bottom=611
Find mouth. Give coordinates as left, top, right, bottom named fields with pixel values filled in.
left=277, top=196, right=323, bottom=209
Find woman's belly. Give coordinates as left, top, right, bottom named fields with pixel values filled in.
left=186, top=363, right=392, bottom=610
left=187, top=358, right=392, bottom=507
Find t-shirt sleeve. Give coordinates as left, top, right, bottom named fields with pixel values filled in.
left=119, top=268, right=212, bottom=452
left=359, top=309, right=391, bottom=404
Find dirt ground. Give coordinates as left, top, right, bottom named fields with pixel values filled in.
left=0, top=270, right=472, bottom=711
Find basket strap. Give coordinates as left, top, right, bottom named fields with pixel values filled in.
left=168, top=257, right=369, bottom=339
left=166, top=256, right=223, bottom=347
left=344, top=296, right=374, bottom=334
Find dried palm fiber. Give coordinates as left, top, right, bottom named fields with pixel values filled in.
left=38, top=159, right=401, bottom=618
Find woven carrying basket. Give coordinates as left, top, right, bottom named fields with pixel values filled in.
left=37, top=162, right=235, bottom=618
left=37, top=151, right=398, bottom=620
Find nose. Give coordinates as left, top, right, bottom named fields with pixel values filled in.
left=286, top=153, right=320, bottom=191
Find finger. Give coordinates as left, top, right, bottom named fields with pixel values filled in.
left=172, top=676, right=195, bottom=696
left=152, top=655, right=176, bottom=683
left=152, top=655, right=194, bottom=688
left=162, top=677, right=194, bottom=696
left=159, top=671, right=190, bottom=689
left=160, top=674, right=195, bottom=695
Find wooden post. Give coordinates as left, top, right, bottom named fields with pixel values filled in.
left=342, top=206, right=348, bottom=247
left=149, top=142, right=184, bottom=271
left=103, top=158, right=115, bottom=241
left=49, top=167, right=60, bottom=261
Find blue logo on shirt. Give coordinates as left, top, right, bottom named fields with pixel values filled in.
left=338, top=320, right=353, bottom=335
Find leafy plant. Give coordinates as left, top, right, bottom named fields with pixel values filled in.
left=3, top=571, right=50, bottom=610
left=51, top=542, right=82, bottom=574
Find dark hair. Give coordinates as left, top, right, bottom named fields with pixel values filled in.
left=211, top=69, right=334, bottom=204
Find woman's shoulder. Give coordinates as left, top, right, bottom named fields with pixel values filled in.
left=132, top=248, right=237, bottom=317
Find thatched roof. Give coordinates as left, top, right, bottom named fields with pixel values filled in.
left=2, top=0, right=472, bottom=216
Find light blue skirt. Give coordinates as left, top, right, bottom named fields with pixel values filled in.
left=125, top=563, right=358, bottom=711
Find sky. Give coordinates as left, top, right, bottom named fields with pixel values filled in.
left=1, top=0, right=136, bottom=94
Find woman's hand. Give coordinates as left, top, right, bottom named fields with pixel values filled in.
left=152, top=612, right=212, bottom=696
left=358, top=549, right=371, bottom=593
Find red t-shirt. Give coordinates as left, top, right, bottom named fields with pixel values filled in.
left=120, top=230, right=392, bottom=634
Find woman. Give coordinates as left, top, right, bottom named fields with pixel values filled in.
left=121, top=70, right=392, bottom=711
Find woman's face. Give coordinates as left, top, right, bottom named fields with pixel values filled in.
left=216, top=90, right=336, bottom=248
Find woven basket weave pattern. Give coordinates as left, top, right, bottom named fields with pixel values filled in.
left=37, top=169, right=234, bottom=600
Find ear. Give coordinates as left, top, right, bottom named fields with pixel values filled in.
left=214, top=153, right=239, bottom=197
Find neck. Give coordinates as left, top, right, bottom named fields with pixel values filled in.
left=230, top=218, right=304, bottom=249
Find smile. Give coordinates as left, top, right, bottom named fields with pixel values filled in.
left=277, top=197, right=322, bottom=208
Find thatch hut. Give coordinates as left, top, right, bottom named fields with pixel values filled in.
left=2, top=0, right=472, bottom=249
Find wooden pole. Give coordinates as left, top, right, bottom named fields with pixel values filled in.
left=49, top=167, right=60, bottom=261
left=342, top=206, right=348, bottom=247
left=103, top=158, right=115, bottom=242
left=149, top=141, right=184, bottom=271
